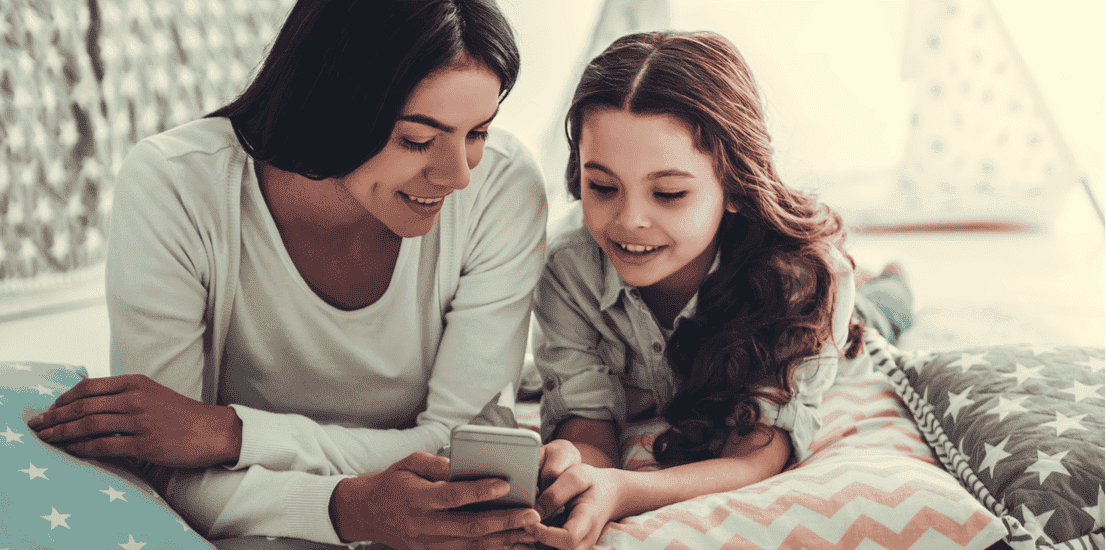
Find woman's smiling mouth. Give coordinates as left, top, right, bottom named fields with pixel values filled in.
left=401, top=192, right=446, bottom=204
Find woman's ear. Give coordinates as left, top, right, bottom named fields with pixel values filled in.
left=725, top=200, right=739, bottom=214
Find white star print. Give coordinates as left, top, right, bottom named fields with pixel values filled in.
left=1, top=425, right=25, bottom=443
left=984, top=395, right=1030, bottom=422
left=118, top=534, right=147, bottom=550
left=1058, top=381, right=1103, bottom=403
left=903, top=351, right=936, bottom=372
left=1025, top=449, right=1071, bottom=485
left=101, top=486, right=128, bottom=502
left=33, top=384, right=55, bottom=396
left=945, top=386, right=976, bottom=422
left=1041, top=412, right=1088, bottom=436
left=948, top=351, right=989, bottom=373
left=1004, top=363, right=1047, bottom=387
left=19, top=462, right=48, bottom=480
left=1018, top=504, right=1056, bottom=544
left=978, top=435, right=1012, bottom=478
left=1083, top=486, right=1104, bottom=529
left=1073, top=356, right=1104, bottom=371
left=11, top=364, right=32, bottom=371
left=176, top=519, right=191, bottom=531
left=1024, top=343, right=1057, bottom=356
left=41, top=507, right=71, bottom=530
left=0, top=394, right=5, bottom=405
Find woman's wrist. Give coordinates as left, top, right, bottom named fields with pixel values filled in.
left=212, top=405, right=243, bottom=466
left=329, top=474, right=380, bottom=544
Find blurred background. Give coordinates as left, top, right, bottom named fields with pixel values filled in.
left=1, top=0, right=1102, bottom=379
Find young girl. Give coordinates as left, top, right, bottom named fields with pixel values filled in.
left=529, top=31, right=884, bottom=549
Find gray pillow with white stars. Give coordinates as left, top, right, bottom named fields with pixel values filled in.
left=876, top=344, right=1105, bottom=549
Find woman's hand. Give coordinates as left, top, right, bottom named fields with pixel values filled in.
left=330, top=452, right=540, bottom=549
left=26, top=374, right=241, bottom=468
left=529, top=464, right=625, bottom=550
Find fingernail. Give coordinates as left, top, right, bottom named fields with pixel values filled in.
left=27, top=416, right=41, bottom=428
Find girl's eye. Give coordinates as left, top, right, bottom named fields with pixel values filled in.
left=401, top=138, right=433, bottom=152
left=467, top=130, right=489, bottom=142
left=655, top=191, right=687, bottom=201
left=588, top=181, right=617, bottom=195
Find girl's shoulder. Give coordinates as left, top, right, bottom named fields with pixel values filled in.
left=545, top=202, right=603, bottom=267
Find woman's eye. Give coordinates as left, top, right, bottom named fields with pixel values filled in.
left=401, top=138, right=433, bottom=152
left=588, top=182, right=617, bottom=195
left=655, top=191, right=687, bottom=201
left=467, top=130, right=489, bottom=142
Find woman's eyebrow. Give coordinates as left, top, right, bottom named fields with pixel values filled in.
left=397, top=108, right=499, bottom=134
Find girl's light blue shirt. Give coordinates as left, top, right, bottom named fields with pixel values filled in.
left=532, top=204, right=863, bottom=462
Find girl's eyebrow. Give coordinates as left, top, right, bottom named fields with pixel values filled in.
left=397, top=108, right=499, bottom=134
left=583, top=161, right=696, bottom=181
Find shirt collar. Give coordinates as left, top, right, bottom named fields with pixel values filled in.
left=598, top=247, right=723, bottom=320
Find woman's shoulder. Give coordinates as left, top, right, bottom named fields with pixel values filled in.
left=135, top=117, right=242, bottom=162
left=121, top=118, right=247, bottom=198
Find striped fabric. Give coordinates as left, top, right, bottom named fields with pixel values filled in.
left=588, top=332, right=1008, bottom=549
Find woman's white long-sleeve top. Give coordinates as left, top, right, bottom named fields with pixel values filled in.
left=106, top=117, right=547, bottom=544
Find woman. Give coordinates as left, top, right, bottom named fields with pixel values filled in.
left=26, top=0, right=561, bottom=547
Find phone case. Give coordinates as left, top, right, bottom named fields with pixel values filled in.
left=449, top=424, right=541, bottom=508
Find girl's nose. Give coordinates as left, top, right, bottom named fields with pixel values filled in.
left=616, top=194, right=650, bottom=229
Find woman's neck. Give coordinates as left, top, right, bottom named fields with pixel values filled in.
left=256, top=162, right=392, bottom=242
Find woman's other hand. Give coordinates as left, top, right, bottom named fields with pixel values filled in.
left=529, top=464, right=625, bottom=550
left=26, top=374, right=241, bottom=468
left=330, top=452, right=540, bottom=549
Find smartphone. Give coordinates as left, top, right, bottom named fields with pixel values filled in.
left=448, top=424, right=541, bottom=510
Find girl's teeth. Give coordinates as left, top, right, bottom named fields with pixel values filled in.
left=619, top=242, right=657, bottom=253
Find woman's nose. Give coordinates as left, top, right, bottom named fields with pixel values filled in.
left=427, top=140, right=472, bottom=191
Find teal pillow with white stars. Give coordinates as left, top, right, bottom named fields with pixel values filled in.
left=1, top=361, right=215, bottom=550
left=876, top=344, right=1105, bottom=549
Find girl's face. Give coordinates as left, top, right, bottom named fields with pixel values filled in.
left=338, top=59, right=502, bottom=238
left=579, top=108, right=735, bottom=296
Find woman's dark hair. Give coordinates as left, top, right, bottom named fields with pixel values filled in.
left=208, top=0, right=520, bottom=179
left=564, top=31, right=864, bottom=465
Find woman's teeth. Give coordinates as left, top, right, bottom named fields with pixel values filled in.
left=403, top=193, right=444, bottom=204
left=618, top=242, right=660, bottom=253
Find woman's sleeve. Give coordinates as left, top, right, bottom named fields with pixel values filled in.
left=531, top=247, right=627, bottom=442
left=412, top=137, right=550, bottom=440
left=107, top=139, right=218, bottom=399
left=755, top=246, right=856, bottom=462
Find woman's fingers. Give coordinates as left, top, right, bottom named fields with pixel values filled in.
left=431, top=507, right=540, bottom=538
left=28, top=394, right=129, bottom=432
left=46, top=375, right=137, bottom=411
left=62, top=433, right=139, bottom=458
left=35, top=410, right=131, bottom=443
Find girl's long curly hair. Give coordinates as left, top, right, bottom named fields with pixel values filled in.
left=564, top=31, right=864, bottom=465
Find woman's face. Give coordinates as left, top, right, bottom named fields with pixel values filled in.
left=339, top=59, right=502, bottom=238
left=579, top=108, right=734, bottom=296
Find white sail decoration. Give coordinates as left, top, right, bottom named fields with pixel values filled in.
left=862, top=0, right=1093, bottom=231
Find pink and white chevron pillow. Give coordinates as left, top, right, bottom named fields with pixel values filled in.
left=596, top=369, right=1008, bottom=549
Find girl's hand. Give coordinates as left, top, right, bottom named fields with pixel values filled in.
left=331, top=452, right=540, bottom=549
left=26, top=374, right=241, bottom=468
left=538, top=439, right=582, bottom=491
left=530, top=464, right=624, bottom=550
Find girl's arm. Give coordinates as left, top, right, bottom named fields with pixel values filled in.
left=532, top=425, right=790, bottom=550
left=611, top=425, right=790, bottom=518
left=553, top=416, right=620, bottom=469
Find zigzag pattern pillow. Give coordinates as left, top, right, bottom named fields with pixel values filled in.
left=0, top=361, right=215, bottom=549
left=596, top=369, right=1008, bottom=548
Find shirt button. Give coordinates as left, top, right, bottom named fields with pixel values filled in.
left=629, top=289, right=640, bottom=299
left=544, top=378, right=556, bottom=391
left=652, top=342, right=663, bottom=353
